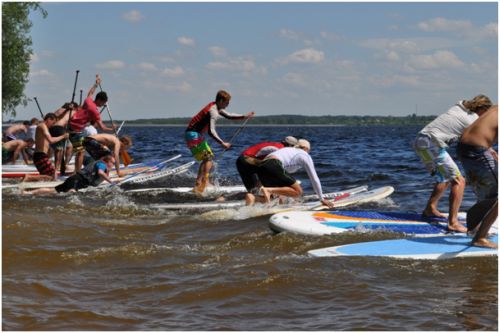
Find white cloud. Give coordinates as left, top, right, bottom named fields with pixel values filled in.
left=279, top=28, right=302, bottom=41
left=407, top=50, right=464, bottom=70
left=138, top=62, right=157, bottom=71
left=206, top=57, right=266, bottom=75
left=283, top=72, right=306, bottom=86
left=385, top=51, right=400, bottom=62
left=281, top=48, right=325, bottom=64
left=209, top=46, right=227, bottom=57
left=360, top=37, right=456, bottom=53
left=30, top=69, right=53, bottom=77
left=162, top=66, right=184, bottom=77
left=320, top=31, right=341, bottom=42
left=480, top=22, right=498, bottom=39
left=163, top=81, right=192, bottom=93
left=417, top=17, right=472, bottom=33
left=122, top=10, right=144, bottom=23
left=177, top=36, right=195, bottom=47
left=96, top=60, right=126, bottom=70
left=30, top=53, right=39, bottom=63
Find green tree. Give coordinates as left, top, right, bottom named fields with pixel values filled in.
left=2, top=2, right=46, bottom=117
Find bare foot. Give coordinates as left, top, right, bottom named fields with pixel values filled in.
left=423, top=207, right=447, bottom=219
left=447, top=223, right=468, bottom=233
left=245, top=193, right=255, bottom=206
left=472, top=238, right=498, bottom=249
left=260, top=187, right=271, bottom=203
left=215, top=195, right=225, bottom=202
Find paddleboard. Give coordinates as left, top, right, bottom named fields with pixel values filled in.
left=149, top=186, right=389, bottom=212
left=121, top=161, right=194, bottom=184
left=269, top=210, right=470, bottom=236
left=308, top=234, right=498, bottom=259
left=126, top=185, right=247, bottom=196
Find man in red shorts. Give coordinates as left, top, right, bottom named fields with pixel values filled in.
left=23, top=113, right=68, bottom=182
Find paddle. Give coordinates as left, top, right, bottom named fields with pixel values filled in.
left=97, top=81, right=132, bottom=166
left=116, top=121, right=126, bottom=135
left=196, top=114, right=253, bottom=193
left=79, top=89, right=83, bottom=106
left=33, top=97, right=44, bottom=118
left=61, top=70, right=79, bottom=175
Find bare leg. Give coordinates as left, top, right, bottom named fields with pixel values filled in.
left=447, top=176, right=467, bottom=233
left=472, top=200, right=498, bottom=249
left=423, top=182, right=449, bottom=218
left=260, top=183, right=303, bottom=203
left=194, top=160, right=213, bottom=193
left=22, top=187, right=57, bottom=195
left=75, top=151, right=84, bottom=173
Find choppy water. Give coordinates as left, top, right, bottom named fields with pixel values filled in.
left=2, top=125, right=497, bottom=330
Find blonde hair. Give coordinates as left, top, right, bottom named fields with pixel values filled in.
left=463, top=95, right=492, bottom=113
left=119, top=135, right=133, bottom=148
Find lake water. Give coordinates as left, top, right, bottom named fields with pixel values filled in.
left=2, top=125, right=497, bottom=330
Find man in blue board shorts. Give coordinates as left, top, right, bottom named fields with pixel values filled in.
left=457, top=105, right=498, bottom=249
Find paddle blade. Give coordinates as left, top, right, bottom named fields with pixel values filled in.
left=120, top=150, right=132, bottom=166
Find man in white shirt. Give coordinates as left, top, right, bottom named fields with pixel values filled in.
left=413, top=94, right=492, bottom=232
left=248, top=139, right=334, bottom=208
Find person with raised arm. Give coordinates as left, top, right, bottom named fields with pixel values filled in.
left=68, top=75, right=115, bottom=173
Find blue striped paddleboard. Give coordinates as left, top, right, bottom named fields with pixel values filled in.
left=308, top=234, right=498, bottom=260
left=269, top=211, right=471, bottom=236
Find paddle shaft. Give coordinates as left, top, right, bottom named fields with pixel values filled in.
left=33, top=97, right=44, bottom=118
left=61, top=70, right=80, bottom=174
left=216, top=116, right=252, bottom=161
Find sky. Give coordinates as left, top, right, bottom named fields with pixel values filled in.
left=8, top=1, right=499, bottom=121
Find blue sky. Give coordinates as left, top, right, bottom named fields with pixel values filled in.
left=11, top=1, right=499, bottom=120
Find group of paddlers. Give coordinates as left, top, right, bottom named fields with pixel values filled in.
left=3, top=75, right=498, bottom=248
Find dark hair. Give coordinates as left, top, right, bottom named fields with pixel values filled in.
left=23, top=121, right=30, bottom=126
left=44, top=112, right=57, bottom=121
left=96, top=91, right=108, bottom=103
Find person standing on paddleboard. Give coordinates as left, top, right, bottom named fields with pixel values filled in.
left=236, top=136, right=298, bottom=192
left=457, top=105, right=498, bottom=248
left=68, top=75, right=116, bottom=174
left=249, top=139, right=334, bottom=209
left=22, top=113, right=68, bottom=182
left=413, top=94, right=492, bottom=233
left=185, top=90, right=254, bottom=193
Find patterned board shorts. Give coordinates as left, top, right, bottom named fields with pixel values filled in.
left=185, top=131, right=214, bottom=162
left=457, top=143, right=498, bottom=201
left=33, top=152, right=56, bottom=176
left=413, top=134, right=462, bottom=183
left=69, top=131, right=86, bottom=153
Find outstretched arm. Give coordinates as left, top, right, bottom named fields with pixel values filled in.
left=87, top=75, right=101, bottom=98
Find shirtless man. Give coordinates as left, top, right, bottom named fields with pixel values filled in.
left=82, top=133, right=132, bottom=177
left=249, top=139, right=334, bottom=208
left=2, top=138, right=33, bottom=164
left=51, top=102, right=77, bottom=174
left=3, top=121, right=29, bottom=142
left=23, top=113, right=68, bottom=181
left=457, top=105, right=498, bottom=248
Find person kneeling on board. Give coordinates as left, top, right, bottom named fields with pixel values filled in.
left=22, top=155, right=116, bottom=195
left=236, top=136, right=298, bottom=193
left=247, top=139, right=334, bottom=208
left=457, top=105, right=498, bottom=248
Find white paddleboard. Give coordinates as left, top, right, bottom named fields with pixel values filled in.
left=269, top=210, right=470, bottom=236
left=308, top=234, right=498, bottom=260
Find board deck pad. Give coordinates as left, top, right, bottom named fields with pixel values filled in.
left=308, top=234, right=498, bottom=260
left=269, top=210, right=469, bottom=236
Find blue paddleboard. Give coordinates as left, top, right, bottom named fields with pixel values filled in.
left=269, top=210, right=469, bottom=236
left=308, top=234, right=498, bottom=260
